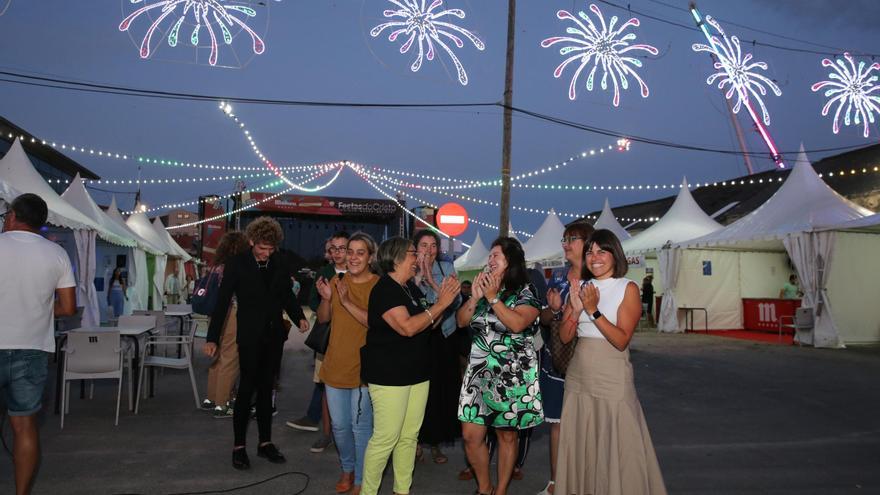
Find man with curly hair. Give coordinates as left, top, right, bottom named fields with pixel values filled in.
left=205, top=216, right=309, bottom=470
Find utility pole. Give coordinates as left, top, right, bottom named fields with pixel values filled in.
left=499, top=0, right=516, bottom=238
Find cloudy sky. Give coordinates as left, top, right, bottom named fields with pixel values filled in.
left=0, top=0, right=877, bottom=241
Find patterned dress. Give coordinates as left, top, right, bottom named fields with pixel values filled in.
left=458, top=284, right=544, bottom=429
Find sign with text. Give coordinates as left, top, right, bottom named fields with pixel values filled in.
left=626, top=254, right=645, bottom=268
left=435, top=202, right=469, bottom=237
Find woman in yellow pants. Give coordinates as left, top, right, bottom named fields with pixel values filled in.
left=360, top=237, right=460, bottom=495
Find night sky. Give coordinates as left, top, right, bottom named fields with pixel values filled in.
left=0, top=0, right=877, bottom=242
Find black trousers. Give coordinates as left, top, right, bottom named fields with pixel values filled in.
left=234, top=341, right=282, bottom=446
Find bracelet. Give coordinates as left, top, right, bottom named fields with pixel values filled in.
left=424, top=307, right=435, bottom=325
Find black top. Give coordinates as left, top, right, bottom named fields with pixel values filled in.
left=362, top=274, right=430, bottom=386
left=207, top=251, right=306, bottom=349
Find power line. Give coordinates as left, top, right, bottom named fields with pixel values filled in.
left=594, top=0, right=880, bottom=57
left=0, top=69, right=869, bottom=161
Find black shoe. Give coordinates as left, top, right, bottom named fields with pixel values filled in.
left=257, top=443, right=286, bottom=464
left=232, top=448, right=250, bottom=470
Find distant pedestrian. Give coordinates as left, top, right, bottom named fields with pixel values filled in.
left=0, top=193, right=77, bottom=495
left=642, top=275, right=655, bottom=322
left=779, top=274, right=801, bottom=299
left=107, top=267, right=128, bottom=318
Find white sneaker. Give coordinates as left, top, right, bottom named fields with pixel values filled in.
left=537, top=480, right=555, bottom=495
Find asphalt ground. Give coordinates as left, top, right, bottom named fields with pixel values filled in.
left=1, top=328, right=879, bottom=494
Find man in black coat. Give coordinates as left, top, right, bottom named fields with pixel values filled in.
left=204, top=216, right=309, bottom=470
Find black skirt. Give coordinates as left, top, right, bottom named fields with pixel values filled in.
left=418, top=327, right=464, bottom=445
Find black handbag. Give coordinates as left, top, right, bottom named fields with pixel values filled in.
left=304, top=321, right=331, bottom=354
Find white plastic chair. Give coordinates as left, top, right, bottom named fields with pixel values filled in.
left=117, top=314, right=157, bottom=409
left=61, top=330, right=123, bottom=429
left=135, top=319, right=200, bottom=413
left=778, top=307, right=814, bottom=345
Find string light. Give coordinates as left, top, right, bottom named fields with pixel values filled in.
left=347, top=163, right=473, bottom=248
left=357, top=166, right=662, bottom=223
left=367, top=143, right=620, bottom=191
left=541, top=3, right=658, bottom=105
left=166, top=185, right=297, bottom=231
left=218, top=102, right=345, bottom=193
left=49, top=171, right=279, bottom=186
left=121, top=167, right=334, bottom=214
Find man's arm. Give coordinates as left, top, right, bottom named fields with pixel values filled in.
left=54, top=287, right=76, bottom=316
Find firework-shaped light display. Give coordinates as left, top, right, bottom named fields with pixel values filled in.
left=370, top=0, right=485, bottom=86
left=541, top=3, right=658, bottom=106
left=690, top=7, right=784, bottom=167
left=811, top=53, right=880, bottom=138
left=691, top=15, right=781, bottom=126
left=119, top=0, right=266, bottom=67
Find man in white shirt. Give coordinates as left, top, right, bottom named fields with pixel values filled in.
left=165, top=272, right=180, bottom=305
left=0, top=193, right=76, bottom=495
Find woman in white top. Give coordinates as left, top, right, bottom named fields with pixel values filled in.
left=555, top=229, right=666, bottom=495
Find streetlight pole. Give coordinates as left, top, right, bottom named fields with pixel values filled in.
left=499, top=0, right=516, bottom=238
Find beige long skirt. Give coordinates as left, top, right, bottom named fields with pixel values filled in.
left=555, top=337, right=666, bottom=495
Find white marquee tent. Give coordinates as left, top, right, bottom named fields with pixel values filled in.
left=152, top=217, right=191, bottom=303
left=127, top=209, right=174, bottom=310
left=523, top=210, right=566, bottom=265
left=104, top=197, right=164, bottom=313
left=621, top=179, right=723, bottom=254
left=593, top=198, right=631, bottom=241
left=667, top=148, right=874, bottom=346
left=454, top=231, right=490, bottom=272
left=61, top=175, right=140, bottom=325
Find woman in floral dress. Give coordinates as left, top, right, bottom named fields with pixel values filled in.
left=456, top=236, right=543, bottom=495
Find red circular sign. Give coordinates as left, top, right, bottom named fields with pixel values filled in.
left=435, top=202, right=469, bottom=237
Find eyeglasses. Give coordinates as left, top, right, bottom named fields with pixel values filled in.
left=560, top=236, right=584, bottom=244
left=405, top=249, right=418, bottom=256
left=328, top=245, right=347, bottom=252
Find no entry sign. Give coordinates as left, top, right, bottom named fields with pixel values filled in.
left=435, top=202, right=469, bottom=237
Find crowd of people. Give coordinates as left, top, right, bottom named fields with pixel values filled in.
left=195, top=215, right=666, bottom=495
left=0, top=191, right=667, bottom=495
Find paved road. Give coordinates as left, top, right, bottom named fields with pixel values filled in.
left=2, top=330, right=878, bottom=494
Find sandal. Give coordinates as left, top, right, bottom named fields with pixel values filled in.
left=335, top=472, right=354, bottom=493
left=431, top=445, right=448, bottom=464
left=415, top=444, right=424, bottom=463
left=512, top=466, right=524, bottom=480
left=458, top=467, right=474, bottom=481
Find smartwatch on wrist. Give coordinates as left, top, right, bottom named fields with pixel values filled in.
left=591, top=310, right=602, bottom=321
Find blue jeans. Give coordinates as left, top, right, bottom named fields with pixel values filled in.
left=0, top=349, right=48, bottom=416
left=325, top=385, right=374, bottom=485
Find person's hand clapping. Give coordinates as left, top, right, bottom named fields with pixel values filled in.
left=471, top=272, right=486, bottom=300
left=482, top=272, right=502, bottom=301
left=547, top=288, right=563, bottom=312
left=316, top=276, right=332, bottom=300
left=337, top=278, right=350, bottom=304
left=437, top=275, right=461, bottom=307
left=568, top=284, right=585, bottom=314
left=581, top=282, right=600, bottom=314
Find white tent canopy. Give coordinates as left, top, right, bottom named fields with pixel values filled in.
left=454, top=231, right=490, bottom=271
left=126, top=209, right=174, bottom=310
left=677, top=147, right=872, bottom=250
left=594, top=198, right=631, bottom=240
left=621, top=179, right=723, bottom=254
left=0, top=138, right=100, bottom=232
left=103, top=197, right=165, bottom=255
left=61, top=175, right=137, bottom=248
left=523, top=210, right=566, bottom=264
left=152, top=217, right=192, bottom=262
left=61, top=175, right=140, bottom=326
